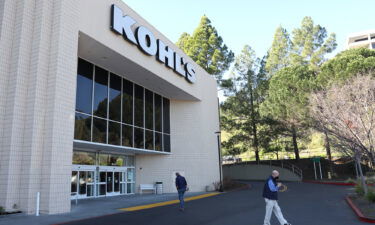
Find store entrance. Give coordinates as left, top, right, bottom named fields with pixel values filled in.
left=71, top=165, right=135, bottom=200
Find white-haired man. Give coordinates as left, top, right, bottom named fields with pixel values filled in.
left=262, top=170, right=291, bottom=225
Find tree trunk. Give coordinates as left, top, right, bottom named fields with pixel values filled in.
left=324, top=131, right=334, bottom=176
left=249, top=84, right=260, bottom=163
left=291, top=125, right=300, bottom=160
left=356, top=154, right=368, bottom=195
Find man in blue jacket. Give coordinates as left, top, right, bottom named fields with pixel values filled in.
left=262, top=170, right=291, bottom=225
left=175, top=172, right=187, bottom=211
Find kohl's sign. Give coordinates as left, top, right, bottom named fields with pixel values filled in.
left=110, top=4, right=196, bottom=84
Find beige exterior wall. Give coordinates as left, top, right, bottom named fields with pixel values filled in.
left=0, top=0, right=219, bottom=215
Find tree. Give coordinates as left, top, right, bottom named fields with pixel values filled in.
left=314, top=48, right=375, bottom=167
left=316, top=48, right=375, bottom=88
left=265, top=26, right=291, bottom=75
left=176, top=15, right=234, bottom=82
left=310, top=74, right=375, bottom=193
left=266, top=17, right=337, bottom=73
left=221, top=45, right=267, bottom=162
left=260, top=65, right=315, bottom=160
left=290, top=17, right=337, bottom=71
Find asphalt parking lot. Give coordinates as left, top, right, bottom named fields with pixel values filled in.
left=59, top=181, right=363, bottom=225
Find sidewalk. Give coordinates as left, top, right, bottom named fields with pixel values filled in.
left=0, top=192, right=206, bottom=225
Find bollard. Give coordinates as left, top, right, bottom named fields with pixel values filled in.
left=36, top=192, right=40, bottom=216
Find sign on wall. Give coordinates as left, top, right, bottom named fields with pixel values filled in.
left=110, top=4, right=196, bottom=84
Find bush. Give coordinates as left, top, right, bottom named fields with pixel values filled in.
left=366, top=177, right=375, bottom=184
left=355, top=184, right=365, bottom=196
left=345, top=178, right=356, bottom=183
left=0, top=206, right=4, bottom=214
left=366, top=189, right=375, bottom=203
left=366, top=171, right=375, bottom=177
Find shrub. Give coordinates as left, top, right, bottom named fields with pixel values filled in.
left=366, top=177, right=375, bottom=184
left=366, top=189, right=375, bottom=203
left=345, top=178, right=356, bottom=184
left=212, top=181, right=223, bottom=192
left=355, top=184, right=365, bottom=196
left=0, top=206, right=4, bottom=214
left=366, top=171, right=375, bottom=177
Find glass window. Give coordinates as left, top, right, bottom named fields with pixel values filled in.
left=145, top=90, right=153, bottom=130
left=108, top=121, right=121, bottom=146
left=127, top=168, right=135, bottom=182
left=92, top=117, right=107, bottom=144
left=163, top=98, right=170, bottom=134
left=109, top=74, right=121, bottom=122
left=154, top=94, right=162, bottom=132
left=72, top=151, right=96, bottom=165
left=125, top=156, right=135, bottom=166
left=155, top=132, right=162, bottom=151
left=163, top=134, right=170, bottom=152
left=99, top=154, right=109, bottom=166
left=122, top=79, right=133, bottom=125
left=74, top=113, right=91, bottom=141
left=93, top=66, right=108, bottom=118
left=109, top=154, right=125, bottom=166
left=145, top=130, right=154, bottom=150
left=122, top=124, right=133, bottom=147
left=134, top=84, right=144, bottom=127
left=76, top=59, right=93, bottom=114
left=134, top=127, right=144, bottom=149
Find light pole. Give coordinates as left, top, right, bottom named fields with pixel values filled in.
left=215, top=131, right=223, bottom=192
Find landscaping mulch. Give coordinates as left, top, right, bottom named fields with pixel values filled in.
left=349, top=195, right=375, bottom=219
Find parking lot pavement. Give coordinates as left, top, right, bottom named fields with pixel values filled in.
left=57, top=182, right=364, bottom=225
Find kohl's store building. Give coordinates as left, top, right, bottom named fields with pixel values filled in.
left=0, top=0, right=220, bottom=214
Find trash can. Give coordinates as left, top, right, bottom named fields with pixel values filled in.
left=155, top=182, right=163, bottom=194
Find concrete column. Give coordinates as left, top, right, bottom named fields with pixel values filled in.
left=0, top=0, right=78, bottom=214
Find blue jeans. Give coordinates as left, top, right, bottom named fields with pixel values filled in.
left=178, top=188, right=186, bottom=209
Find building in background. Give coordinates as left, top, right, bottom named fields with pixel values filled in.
left=0, top=0, right=220, bottom=214
left=347, top=30, right=375, bottom=49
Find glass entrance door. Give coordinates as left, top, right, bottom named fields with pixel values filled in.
left=71, top=165, right=96, bottom=199
left=72, top=165, right=134, bottom=199
left=99, top=167, right=128, bottom=197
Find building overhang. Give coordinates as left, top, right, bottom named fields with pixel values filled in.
left=73, top=140, right=171, bottom=155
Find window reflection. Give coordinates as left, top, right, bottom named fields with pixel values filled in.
left=134, top=127, right=144, bottom=149
left=134, top=85, right=144, bottom=127
left=109, top=74, right=121, bottom=122
left=145, top=130, right=154, bottom=150
left=108, top=121, right=121, bottom=145
left=163, top=98, right=170, bottom=134
left=122, top=124, right=133, bottom=147
left=145, top=90, right=153, bottom=130
left=93, top=66, right=108, bottom=118
left=122, top=80, right=133, bottom=125
left=74, top=113, right=91, bottom=141
left=155, top=132, right=162, bottom=151
left=75, top=58, right=171, bottom=152
left=154, top=94, right=162, bottom=132
left=163, top=134, right=170, bottom=152
left=72, top=151, right=96, bottom=165
left=93, top=117, right=107, bottom=144
left=76, top=59, right=93, bottom=114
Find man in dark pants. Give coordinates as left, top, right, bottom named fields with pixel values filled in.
left=262, top=170, right=291, bottom=225
left=175, top=172, right=187, bottom=211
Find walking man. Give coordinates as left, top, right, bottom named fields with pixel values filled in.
left=262, top=170, right=291, bottom=225
left=175, top=172, right=187, bottom=211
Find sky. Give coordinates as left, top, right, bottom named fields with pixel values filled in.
left=123, top=0, right=375, bottom=59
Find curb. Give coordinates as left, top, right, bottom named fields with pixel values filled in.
left=120, top=192, right=221, bottom=211
left=345, top=196, right=375, bottom=223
